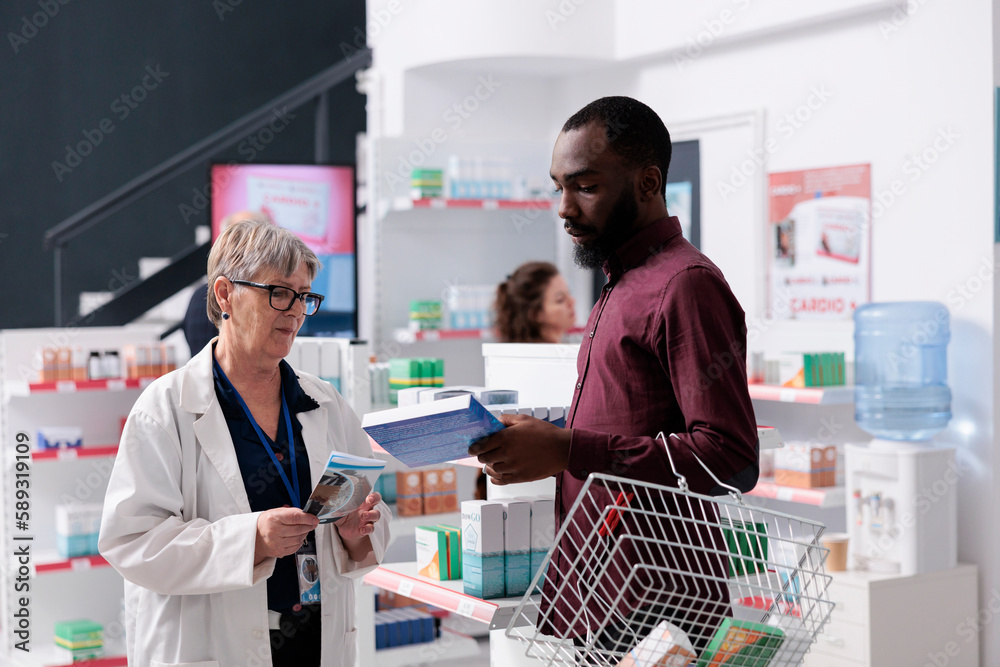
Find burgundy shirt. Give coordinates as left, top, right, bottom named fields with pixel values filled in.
left=544, top=216, right=758, bottom=640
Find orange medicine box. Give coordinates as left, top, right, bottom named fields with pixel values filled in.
left=396, top=471, right=423, bottom=516
left=774, top=442, right=827, bottom=488
left=422, top=467, right=458, bottom=514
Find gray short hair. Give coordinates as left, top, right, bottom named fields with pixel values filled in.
left=206, top=218, right=322, bottom=326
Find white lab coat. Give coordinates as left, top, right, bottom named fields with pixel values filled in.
left=99, top=341, right=390, bottom=667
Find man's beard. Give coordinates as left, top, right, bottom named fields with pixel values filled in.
left=569, top=188, right=640, bottom=270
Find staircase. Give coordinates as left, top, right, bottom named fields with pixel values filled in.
left=44, top=49, right=372, bottom=332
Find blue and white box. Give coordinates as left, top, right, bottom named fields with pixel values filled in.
left=37, top=426, right=83, bottom=451
left=520, top=496, right=555, bottom=593
left=497, top=499, right=531, bottom=597
left=462, top=500, right=505, bottom=599
left=56, top=503, right=102, bottom=558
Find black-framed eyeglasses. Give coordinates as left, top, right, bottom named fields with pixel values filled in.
left=230, top=279, right=325, bottom=316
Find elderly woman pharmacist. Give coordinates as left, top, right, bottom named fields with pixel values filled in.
left=99, top=219, right=390, bottom=667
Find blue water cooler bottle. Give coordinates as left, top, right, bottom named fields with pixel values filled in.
left=846, top=302, right=957, bottom=575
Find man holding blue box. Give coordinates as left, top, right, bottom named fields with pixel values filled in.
left=469, top=97, right=759, bottom=654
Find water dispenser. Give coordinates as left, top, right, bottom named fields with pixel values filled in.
left=846, top=301, right=957, bottom=575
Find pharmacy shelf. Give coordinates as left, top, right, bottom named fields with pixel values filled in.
left=376, top=631, right=480, bottom=667
left=8, top=377, right=158, bottom=397
left=396, top=326, right=587, bottom=344
left=747, top=384, right=854, bottom=405
left=32, top=446, right=118, bottom=461
left=746, top=479, right=846, bottom=508
left=394, top=328, right=497, bottom=344
left=20, top=646, right=127, bottom=667
left=33, top=551, right=110, bottom=576
left=390, top=510, right=462, bottom=534
left=407, top=198, right=555, bottom=211
left=365, top=561, right=534, bottom=626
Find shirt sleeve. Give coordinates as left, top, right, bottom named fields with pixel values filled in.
left=566, top=266, right=759, bottom=494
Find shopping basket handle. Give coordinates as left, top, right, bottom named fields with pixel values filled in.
left=657, top=432, right=744, bottom=503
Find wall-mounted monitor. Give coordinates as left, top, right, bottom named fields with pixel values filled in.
left=210, top=163, right=357, bottom=337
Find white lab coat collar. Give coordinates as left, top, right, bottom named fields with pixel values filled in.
left=177, top=339, right=335, bottom=513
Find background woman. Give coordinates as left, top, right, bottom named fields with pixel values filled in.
left=494, top=260, right=576, bottom=344
left=100, top=219, right=389, bottom=667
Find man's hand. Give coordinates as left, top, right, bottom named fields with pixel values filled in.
left=255, top=507, right=319, bottom=564
left=468, top=414, right=571, bottom=485
left=335, top=492, right=382, bottom=561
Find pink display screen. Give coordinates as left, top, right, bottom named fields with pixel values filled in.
left=210, top=163, right=356, bottom=316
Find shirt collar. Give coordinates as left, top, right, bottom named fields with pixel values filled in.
left=212, top=345, right=320, bottom=420
left=603, top=216, right=684, bottom=281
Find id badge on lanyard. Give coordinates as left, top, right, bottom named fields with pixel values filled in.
left=296, top=535, right=321, bottom=604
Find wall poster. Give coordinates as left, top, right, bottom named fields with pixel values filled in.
left=768, top=164, right=871, bottom=320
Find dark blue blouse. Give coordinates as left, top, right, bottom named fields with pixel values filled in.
left=212, top=349, right=319, bottom=613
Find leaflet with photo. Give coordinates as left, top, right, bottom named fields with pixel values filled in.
left=302, top=451, right=386, bottom=523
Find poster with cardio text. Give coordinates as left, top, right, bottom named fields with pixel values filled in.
left=768, top=164, right=871, bottom=320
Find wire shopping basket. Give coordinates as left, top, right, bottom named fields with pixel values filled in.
left=506, top=433, right=836, bottom=666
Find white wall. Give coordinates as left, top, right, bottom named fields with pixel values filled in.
left=369, top=1, right=998, bottom=661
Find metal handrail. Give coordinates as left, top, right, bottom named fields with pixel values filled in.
left=43, top=47, right=371, bottom=325
left=43, top=48, right=370, bottom=250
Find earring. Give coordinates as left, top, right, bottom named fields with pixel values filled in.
left=222, top=312, right=230, bottom=320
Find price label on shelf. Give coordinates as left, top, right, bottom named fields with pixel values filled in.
left=776, top=487, right=796, bottom=502
left=778, top=388, right=797, bottom=403
left=106, top=379, right=126, bottom=391
left=57, top=449, right=79, bottom=461
left=482, top=199, right=499, bottom=210
left=397, top=580, right=415, bottom=597
left=456, top=598, right=476, bottom=617
left=139, top=377, right=154, bottom=389
left=56, top=381, right=76, bottom=393
left=70, top=558, right=91, bottom=572
left=429, top=199, right=446, bottom=209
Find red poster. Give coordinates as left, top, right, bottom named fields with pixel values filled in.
left=768, top=164, right=871, bottom=320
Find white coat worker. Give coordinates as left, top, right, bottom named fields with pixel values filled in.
left=99, top=218, right=390, bottom=667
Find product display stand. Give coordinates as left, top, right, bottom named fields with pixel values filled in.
left=0, top=327, right=163, bottom=666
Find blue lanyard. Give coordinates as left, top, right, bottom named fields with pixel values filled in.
left=214, top=358, right=300, bottom=508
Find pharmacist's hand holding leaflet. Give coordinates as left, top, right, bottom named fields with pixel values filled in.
left=303, top=451, right=386, bottom=523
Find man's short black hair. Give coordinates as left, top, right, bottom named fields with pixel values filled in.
left=562, top=96, right=672, bottom=198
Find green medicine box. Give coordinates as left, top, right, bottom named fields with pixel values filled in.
left=54, top=618, right=103, bottom=649
left=719, top=517, right=769, bottom=577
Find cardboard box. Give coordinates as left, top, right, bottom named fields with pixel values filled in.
left=437, top=524, right=462, bottom=580
left=461, top=500, right=505, bottom=599
left=774, top=442, right=829, bottom=488
left=396, top=471, right=423, bottom=516
left=519, top=496, right=555, bottom=593
left=497, top=499, right=531, bottom=597
left=415, top=527, right=451, bottom=580
left=422, top=467, right=458, bottom=514
left=615, top=620, right=697, bottom=667
left=698, top=618, right=784, bottom=666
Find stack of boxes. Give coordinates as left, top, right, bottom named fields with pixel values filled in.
left=374, top=608, right=437, bottom=650
left=54, top=619, right=103, bottom=662
left=774, top=443, right=839, bottom=488
left=388, top=358, right=444, bottom=405
left=415, top=524, right=462, bottom=580
left=778, top=352, right=847, bottom=388
left=55, top=503, right=103, bottom=558
left=409, top=300, right=443, bottom=331
left=410, top=168, right=444, bottom=199
left=461, top=496, right=554, bottom=600
left=395, top=467, right=459, bottom=517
